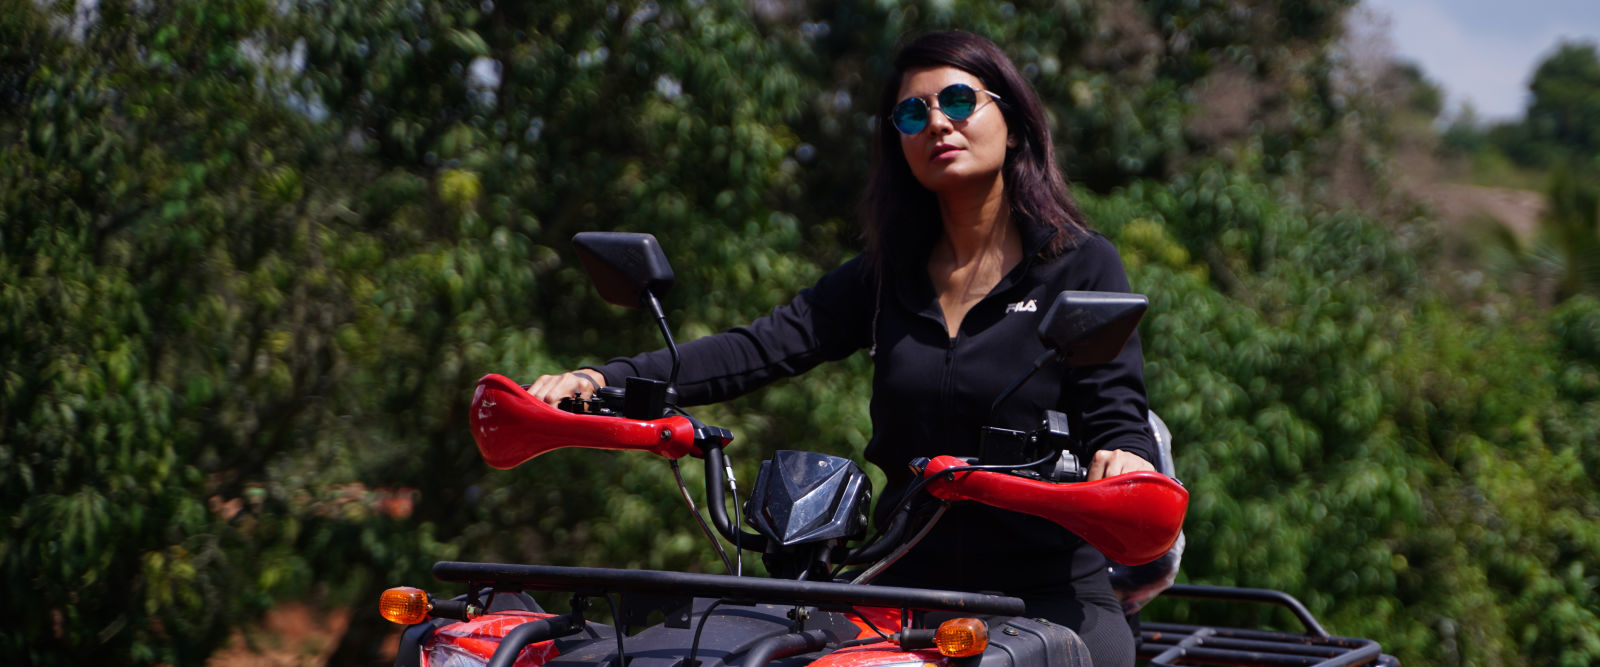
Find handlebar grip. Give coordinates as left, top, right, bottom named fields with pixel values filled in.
left=471, top=374, right=701, bottom=469
left=920, top=455, right=1187, bottom=566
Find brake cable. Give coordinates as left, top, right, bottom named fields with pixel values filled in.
left=898, top=448, right=1064, bottom=503
left=725, top=455, right=744, bottom=577
left=667, top=405, right=744, bottom=576
left=847, top=606, right=897, bottom=642
left=840, top=448, right=1063, bottom=579
left=686, top=599, right=728, bottom=667
left=849, top=503, right=948, bottom=585
left=600, top=594, right=627, bottom=664
left=670, top=459, right=737, bottom=576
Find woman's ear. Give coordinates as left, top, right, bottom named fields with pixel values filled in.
left=1007, top=134, right=1019, bottom=148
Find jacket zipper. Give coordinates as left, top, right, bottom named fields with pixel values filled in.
left=940, top=334, right=957, bottom=442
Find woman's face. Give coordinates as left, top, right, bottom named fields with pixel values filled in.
left=894, top=66, right=1011, bottom=194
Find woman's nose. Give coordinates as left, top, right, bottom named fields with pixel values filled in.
left=924, top=105, right=955, bottom=135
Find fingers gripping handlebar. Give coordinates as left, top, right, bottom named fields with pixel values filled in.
left=918, top=455, right=1188, bottom=566
left=470, top=374, right=708, bottom=469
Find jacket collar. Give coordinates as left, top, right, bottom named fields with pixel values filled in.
left=889, top=219, right=1059, bottom=324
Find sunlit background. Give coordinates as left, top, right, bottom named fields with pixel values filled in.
left=4, top=1, right=1599, bottom=665
left=1364, top=0, right=1600, bottom=120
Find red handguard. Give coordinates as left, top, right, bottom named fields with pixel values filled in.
left=470, top=374, right=702, bottom=469
left=920, top=455, right=1188, bottom=566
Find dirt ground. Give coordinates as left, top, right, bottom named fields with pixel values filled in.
left=206, top=604, right=397, bottom=667
left=1386, top=138, right=1547, bottom=243
left=1409, top=180, right=1546, bottom=242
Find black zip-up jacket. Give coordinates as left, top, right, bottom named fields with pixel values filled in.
left=590, top=223, right=1154, bottom=592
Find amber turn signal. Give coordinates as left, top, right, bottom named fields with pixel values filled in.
left=379, top=586, right=432, bottom=625
left=935, top=617, right=988, bottom=657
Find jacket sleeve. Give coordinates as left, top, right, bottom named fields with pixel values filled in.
left=1061, top=237, right=1157, bottom=465
left=588, top=256, right=876, bottom=406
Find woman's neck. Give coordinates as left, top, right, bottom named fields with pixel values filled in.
left=927, top=176, right=1021, bottom=337
left=933, top=175, right=1014, bottom=266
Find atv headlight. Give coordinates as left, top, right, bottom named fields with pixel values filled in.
left=425, top=642, right=491, bottom=667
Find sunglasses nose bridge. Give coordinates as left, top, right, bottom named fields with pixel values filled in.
left=923, top=102, right=957, bottom=133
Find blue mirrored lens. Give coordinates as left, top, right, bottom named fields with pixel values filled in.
left=891, top=98, right=929, bottom=135
left=937, top=85, right=979, bottom=120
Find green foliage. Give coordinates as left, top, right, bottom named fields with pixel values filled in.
left=1088, top=151, right=1600, bottom=664
left=1527, top=40, right=1600, bottom=166
left=4, top=1, right=1600, bottom=666
left=1536, top=164, right=1600, bottom=301
left=2, top=0, right=336, bottom=662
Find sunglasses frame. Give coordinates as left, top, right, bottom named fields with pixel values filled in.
left=890, top=83, right=1004, bottom=135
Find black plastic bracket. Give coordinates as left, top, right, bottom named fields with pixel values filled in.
left=978, top=426, right=1029, bottom=464
left=623, top=376, right=670, bottom=419
left=618, top=591, right=695, bottom=629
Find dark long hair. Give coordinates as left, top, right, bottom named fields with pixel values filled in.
left=860, top=31, right=1088, bottom=269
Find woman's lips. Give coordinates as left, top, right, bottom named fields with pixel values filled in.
left=931, top=145, right=962, bottom=160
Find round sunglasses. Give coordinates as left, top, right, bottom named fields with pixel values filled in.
left=889, top=83, right=1004, bottom=135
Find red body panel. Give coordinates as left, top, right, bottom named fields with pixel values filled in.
left=921, top=455, right=1187, bottom=566
left=845, top=607, right=905, bottom=639
left=805, top=643, right=946, bottom=667
left=424, top=611, right=561, bottom=667
left=470, top=374, right=702, bottom=469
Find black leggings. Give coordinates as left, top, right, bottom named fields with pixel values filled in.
left=1019, top=585, right=1135, bottom=667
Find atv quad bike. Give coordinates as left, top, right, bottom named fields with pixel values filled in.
left=378, top=232, right=1397, bottom=667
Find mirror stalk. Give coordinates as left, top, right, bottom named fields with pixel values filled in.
left=642, top=290, right=682, bottom=392
left=988, top=347, right=1059, bottom=419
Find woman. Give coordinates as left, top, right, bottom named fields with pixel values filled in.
left=530, top=31, right=1155, bottom=666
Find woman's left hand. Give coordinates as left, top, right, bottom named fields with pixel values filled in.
left=1088, top=449, right=1156, bottom=481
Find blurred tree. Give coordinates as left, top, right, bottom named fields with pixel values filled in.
left=1537, top=163, right=1600, bottom=301
left=1, top=0, right=341, bottom=663
left=1438, top=103, right=1487, bottom=156
left=1381, top=61, right=1444, bottom=118
left=1526, top=40, right=1600, bottom=165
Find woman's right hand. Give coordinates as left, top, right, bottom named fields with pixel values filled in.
left=526, top=370, right=606, bottom=406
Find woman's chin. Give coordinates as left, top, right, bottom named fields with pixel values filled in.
left=916, top=166, right=1001, bottom=195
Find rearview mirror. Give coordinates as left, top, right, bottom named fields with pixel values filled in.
left=1037, top=291, right=1149, bottom=366
left=572, top=232, right=675, bottom=309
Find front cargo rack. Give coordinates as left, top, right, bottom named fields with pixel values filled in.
left=1137, top=585, right=1399, bottom=667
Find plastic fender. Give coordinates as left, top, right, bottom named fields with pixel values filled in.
left=470, top=374, right=700, bottom=469
left=980, top=617, right=1092, bottom=667
left=425, top=612, right=561, bottom=667
left=921, top=455, right=1187, bottom=566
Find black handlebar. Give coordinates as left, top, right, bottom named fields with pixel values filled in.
left=550, top=389, right=952, bottom=568
left=703, top=445, right=769, bottom=550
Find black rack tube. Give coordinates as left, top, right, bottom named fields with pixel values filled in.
left=1159, top=584, right=1329, bottom=639
left=485, top=613, right=584, bottom=667
left=736, top=629, right=836, bottom=667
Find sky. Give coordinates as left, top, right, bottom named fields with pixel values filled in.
left=1360, top=0, right=1600, bottom=121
